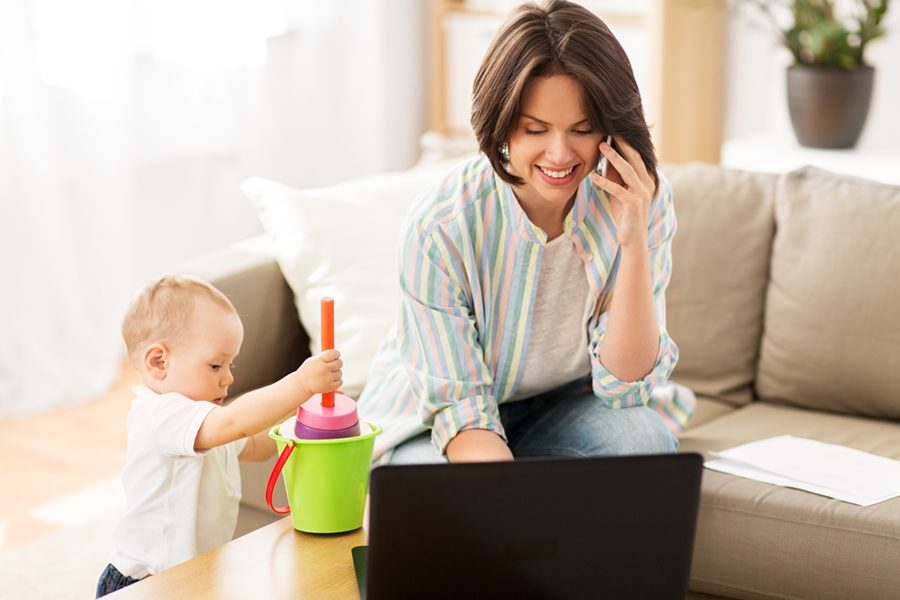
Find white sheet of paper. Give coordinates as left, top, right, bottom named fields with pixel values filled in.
left=704, top=435, right=900, bottom=507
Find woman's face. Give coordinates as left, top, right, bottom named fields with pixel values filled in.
left=507, top=74, right=604, bottom=219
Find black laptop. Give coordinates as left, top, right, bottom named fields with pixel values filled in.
left=353, top=453, right=703, bottom=600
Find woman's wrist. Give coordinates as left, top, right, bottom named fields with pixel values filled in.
left=615, top=206, right=650, bottom=248
left=618, top=231, right=651, bottom=262
left=620, top=230, right=649, bottom=250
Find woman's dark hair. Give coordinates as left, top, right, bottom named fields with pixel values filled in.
left=471, top=0, right=657, bottom=187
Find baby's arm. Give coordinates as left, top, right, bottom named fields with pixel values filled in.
left=194, top=350, right=343, bottom=451
left=237, top=427, right=279, bottom=462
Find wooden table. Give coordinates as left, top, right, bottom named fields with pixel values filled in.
left=106, top=516, right=717, bottom=599
left=111, top=518, right=365, bottom=599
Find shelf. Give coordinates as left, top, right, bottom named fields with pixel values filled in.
left=721, top=133, right=900, bottom=186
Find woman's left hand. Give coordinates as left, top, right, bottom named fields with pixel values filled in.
left=589, top=137, right=655, bottom=248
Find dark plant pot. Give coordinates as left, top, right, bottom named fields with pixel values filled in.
left=787, top=65, right=874, bottom=149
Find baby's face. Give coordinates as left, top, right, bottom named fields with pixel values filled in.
left=159, top=303, right=244, bottom=405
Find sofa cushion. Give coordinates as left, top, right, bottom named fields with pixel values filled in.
left=663, top=163, right=776, bottom=409
left=680, top=402, right=900, bottom=600
left=757, top=167, right=900, bottom=418
left=687, top=396, right=736, bottom=430
left=241, top=159, right=465, bottom=398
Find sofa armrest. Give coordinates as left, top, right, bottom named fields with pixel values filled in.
left=177, top=235, right=311, bottom=397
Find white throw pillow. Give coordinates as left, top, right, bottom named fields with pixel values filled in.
left=241, top=159, right=466, bottom=398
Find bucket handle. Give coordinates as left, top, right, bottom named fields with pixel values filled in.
left=265, top=442, right=295, bottom=514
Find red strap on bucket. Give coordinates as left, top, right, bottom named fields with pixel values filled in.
left=265, top=443, right=294, bottom=514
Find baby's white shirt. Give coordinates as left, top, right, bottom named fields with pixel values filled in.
left=109, top=385, right=247, bottom=579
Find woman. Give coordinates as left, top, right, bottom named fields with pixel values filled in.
left=359, top=0, right=693, bottom=464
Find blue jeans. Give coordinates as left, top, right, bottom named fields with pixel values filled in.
left=96, top=563, right=144, bottom=598
left=390, top=377, right=678, bottom=464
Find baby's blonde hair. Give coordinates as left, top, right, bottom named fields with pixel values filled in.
left=122, top=275, right=236, bottom=366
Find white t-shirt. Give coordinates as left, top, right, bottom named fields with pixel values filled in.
left=511, top=234, right=593, bottom=400
left=109, top=386, right=247, bottom=579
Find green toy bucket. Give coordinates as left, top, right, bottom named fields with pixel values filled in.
left=266, top=420, right=381, bottom=534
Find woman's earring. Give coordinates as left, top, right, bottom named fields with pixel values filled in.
left=499, top=143, right=510, bottom=163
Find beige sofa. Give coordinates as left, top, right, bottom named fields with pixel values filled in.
left=195, top=162, right=900, bottom=599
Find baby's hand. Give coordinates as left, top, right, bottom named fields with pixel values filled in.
left=296, top=349, right=343, bottom=397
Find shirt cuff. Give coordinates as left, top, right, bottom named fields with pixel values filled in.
left=592, top=331, right=678, bottom=409
left=429, top=395, right=506, bottom=456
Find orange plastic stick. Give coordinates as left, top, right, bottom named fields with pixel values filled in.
left=321, top=297, right=335, bottom=407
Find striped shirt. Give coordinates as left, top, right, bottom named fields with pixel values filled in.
left=358, top=154, right=693, bottom=460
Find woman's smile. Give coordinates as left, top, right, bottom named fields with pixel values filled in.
left=535, top=163, right=580, bottom=186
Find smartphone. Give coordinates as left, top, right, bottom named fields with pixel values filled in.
left=594, top=135, right=613, bottom=177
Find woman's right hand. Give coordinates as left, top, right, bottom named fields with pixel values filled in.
left=445, top=428, right=514, bottom=462
left=295, top=349, right=343, bottom=398
left=589, top=137, right=655, bottom=249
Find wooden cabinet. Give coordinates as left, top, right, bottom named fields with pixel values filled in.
left=428, top=0, right=726, bottom=163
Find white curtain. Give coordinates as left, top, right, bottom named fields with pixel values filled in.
left=0, top=0, right=427, bottom=417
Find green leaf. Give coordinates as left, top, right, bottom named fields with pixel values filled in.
left=730, top=0, right=892, bottom=68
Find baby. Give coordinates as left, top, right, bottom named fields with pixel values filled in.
left=96, top=275, right=342, bottom=597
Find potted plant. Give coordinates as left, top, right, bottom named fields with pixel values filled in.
left=734, top=0, right=892, bottom=148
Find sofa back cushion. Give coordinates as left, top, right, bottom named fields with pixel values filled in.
left=756, top=167, right=900, bottom=418
left=664, top=163, right=777, bottom=408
